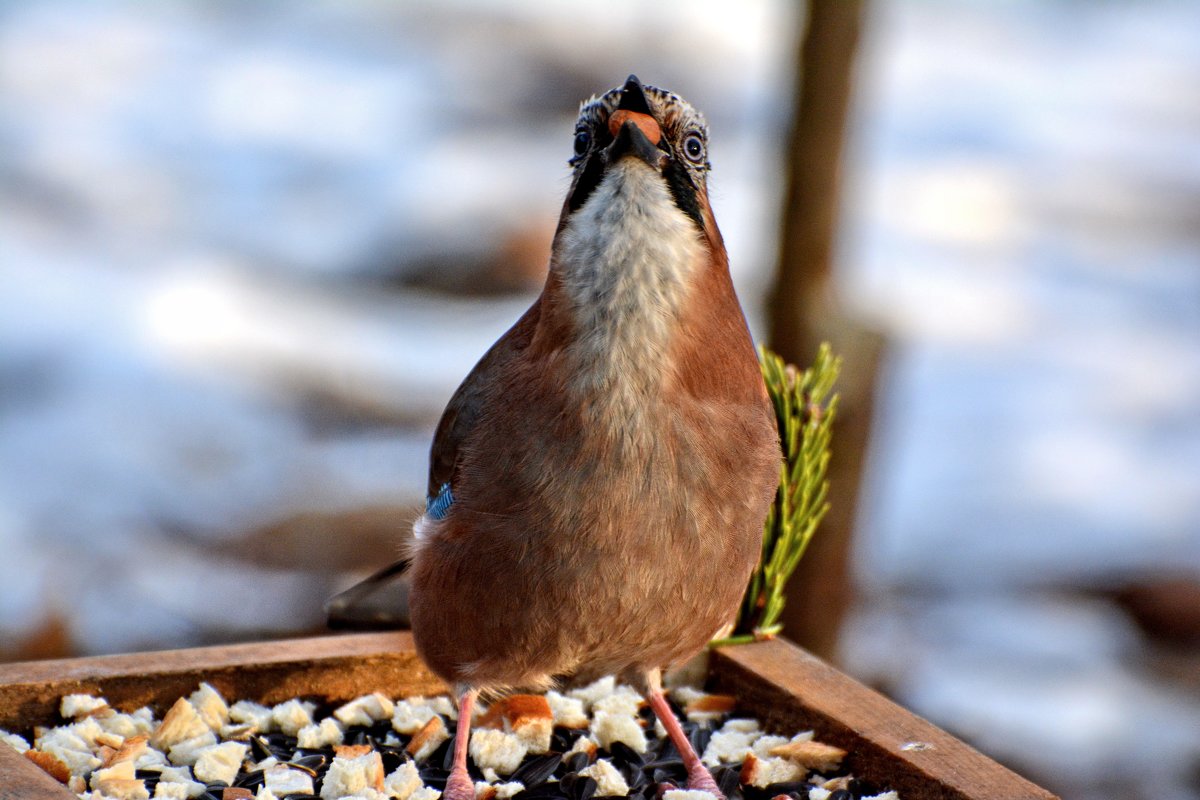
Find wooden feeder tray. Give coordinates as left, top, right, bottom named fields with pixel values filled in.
left=0, top=633, right=1057, bottom=800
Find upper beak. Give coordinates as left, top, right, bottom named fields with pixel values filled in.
left=606, top=74, right=668, bottom=170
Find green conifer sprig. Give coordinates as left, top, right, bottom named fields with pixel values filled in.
left=711, top=343, right=840, bottom=647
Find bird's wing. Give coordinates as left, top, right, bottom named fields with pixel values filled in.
left=425, top=298, right=542, bottom=504
left=324, top=298, right=543, bottom=631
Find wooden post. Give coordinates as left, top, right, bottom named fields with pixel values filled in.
left=766, top=0, right=884, bottom=662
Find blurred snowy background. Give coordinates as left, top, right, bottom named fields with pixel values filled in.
left=0, top=1, right=1198, bottom=798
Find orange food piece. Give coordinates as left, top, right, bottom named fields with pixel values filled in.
left=608, top=110, right=662, bottom=145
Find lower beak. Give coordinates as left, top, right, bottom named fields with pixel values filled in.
left=607, top=119, right=668, bottom=171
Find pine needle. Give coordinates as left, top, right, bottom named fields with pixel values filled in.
left=711, top=343, right=840, bottom=647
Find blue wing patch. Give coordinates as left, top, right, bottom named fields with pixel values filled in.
left=426, top=482, right=454, bottom=520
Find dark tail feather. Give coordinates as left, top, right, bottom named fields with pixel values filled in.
left=325, top=558, right=412, bottom=630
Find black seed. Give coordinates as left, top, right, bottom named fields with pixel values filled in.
left=571, top=775, right=597, bottom=800
left=848, top=778, right=882, bottom=798
left=551, top=727, right=577, bottom=753
left=435, top=737, right=457, bottom=771
left=608, top=741, right=644, bottom=768
left=564, top=752, right=591, bottom=774
left=764, top=781, right=812, bottom=796
left=829, top=791, right=854, bottom=800
left=250, top=735, right=274, bottom=761
left=716, top=766, right=741, bottom=796
left=512, top=783, right=570, bottom=800
left=234, top=769, right=266, bottom=789
left=688, top=725, right=711, bottom=756
left=291, top=753, right=329, bottom=771
left=204, top=781, right=229, bottom=791
left=511, top=753, right=562, bottom=787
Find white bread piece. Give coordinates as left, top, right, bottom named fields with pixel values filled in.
left=480, top=695, right=554, bottom=755
left=264, top=764, right=316, bottom=795
left=751, top=735, right=789, bottom=758
left=567, top=676, right=617, bottom=711
left=270, top=699, right=317, bottom=737
left=320, top=750, right=386, bottom=798
left=229, top=700, right=274, bottom=733
left=92, top=778, right=150, bottom=800
left=191, top=741, right=248, bottom=785
left=152, top=782, right=193, bottom=799
left=700, top=719, right=761, bottom=766
left=493, top=782, right=525, bottom=800
left=166, top=731, right=218, bottom=766
left=61, top=694, right=109, bottom=720
left=103, top=734, right=148, bottom=767
left=90, top=758, right=135, bottom=784
left=253, top=788, right=279, bottom=800
left=410, top=787, right=443, bottom=800
left=406, top=715, right=450, bottom=763
left=428, top=696, right=458, bottom=719
left=1, top=729, right=29, bottom=753
left=544, top=691, right=588, bottom=729
left=474, top=780, right=498, bottom=800
left=334, top=692, right=396, bottom=727
left=298, top=718, right=345, bottom=749
left=187, top=683, right=230, bottom=732
left=151, top=699, right=210, bottom=751
left=392, top=698, right=441, bottom=735
left=24, top=749, right=72, bottom=783
left=590, top=710, right=647, bottom=754
left=34, top=726, right=102, bottom=775
left=862, top=793, right=899, bottom=800
left=468, top=728, right=528, bottom=775
left=578, top=758, right=630, bottom=796
left=662, top=791, right=719, bottom=800
left=564, top=734, right=597, bottom=760
left=807, top=789, right=832, bottom=800
left=591, top=685, right=643, bottom=718
left=383, top=760, right=423, bottom=800
left=739, top=752, right=805, bottom=788
left=767, top=739, right=846, bottom=772
left=101, top=711, right=157, bottom=739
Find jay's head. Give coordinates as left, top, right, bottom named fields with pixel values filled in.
left=557, top=76, right=721, bottom=255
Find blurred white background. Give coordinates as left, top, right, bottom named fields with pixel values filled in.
left=1, top=2, right=1197, bottom=798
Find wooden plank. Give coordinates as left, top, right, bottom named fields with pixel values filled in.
left=0, top=744, right=72, bottom=800
left=0, top=631, right=442, bottom=732
left=711, top=639, right=1058, bottom=800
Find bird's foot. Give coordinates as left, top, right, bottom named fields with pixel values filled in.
left=443, top=766, right=475, bottom=800
left=685, top=764, right=724, bottom=799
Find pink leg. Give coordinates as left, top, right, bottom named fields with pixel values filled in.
left=646, top=689, right=723, bottom=798
left=443, top=687, right=478, bottom=800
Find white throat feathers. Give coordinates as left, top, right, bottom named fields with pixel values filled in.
left=555, top=158, right=704, bottom=398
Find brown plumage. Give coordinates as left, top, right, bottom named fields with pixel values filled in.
left=338, top=76, right=779, bottom=800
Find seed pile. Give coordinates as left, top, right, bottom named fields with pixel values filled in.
left=3, top=678, right=899, bottom=800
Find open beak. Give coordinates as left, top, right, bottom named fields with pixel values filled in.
left=606, top=75, right=668, bottom=170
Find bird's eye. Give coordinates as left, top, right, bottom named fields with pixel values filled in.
left=573, top=129, right=591, bottom=158
left=683, top=133, right=706, bottom=164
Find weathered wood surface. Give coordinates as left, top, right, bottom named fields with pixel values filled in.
left=709, top=641, right=1057, bottom=800
left=0, top=633, right=1056, bottom=800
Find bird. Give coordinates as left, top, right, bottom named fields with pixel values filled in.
left=330, top=75, right=780, bottom=800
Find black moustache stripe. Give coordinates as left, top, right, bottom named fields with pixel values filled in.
left=567, top=153, right=605, bottom=214
left=663, top=158, right=705, bottom=230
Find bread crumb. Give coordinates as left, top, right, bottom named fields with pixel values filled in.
left=578, top=758, right=629, bottom=796
left=392, top=698, right=441, bottom=735
left=590, top=710, right=647, bottom=754
left=152, top=699, right=210, bottom=751
left=270, top=699, right=316, bottom=737
left=662, top=791, right=718, bottom=800
left=228, top=700, right=273, bottom=734
left=320, top=751, right=385, bottom=798
left=334, top=693, right=395, bottom=727
left=382, top=760, right=423, bottom=800
left=297, top=718, right=344, bottom=749
left=740, top=752, right=805, bottom=788
left=544, top=691, right=588, bottom=729
left=264, top=764, right=316, bottom=796
left=1, top=729, right=30, bottom=753
left=768, top=739, right=846, bottom=772
left=469, top=728, right=528, bottom=775
left=410, top=787, right=443, bottom=800
left=188, top=683, right=230, bottom=732
left=25, top=749, right=71, bottom=783
left=192, top=741, right=248, bottom=785
left=406, top=715, right=450, bottom=763
left=166, top=731, right=218, bottom=766
left=61, top=694, right=109, bottom=720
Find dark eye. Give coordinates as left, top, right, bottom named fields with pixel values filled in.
left=683, top=133, right=705, bottom=164
left=573, top=129, right=591, bottom=159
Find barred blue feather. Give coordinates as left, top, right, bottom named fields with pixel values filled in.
left=427, top=482, right=454, bottom=520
